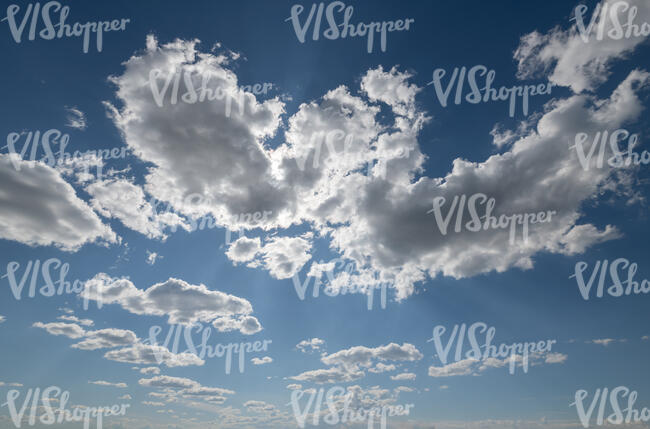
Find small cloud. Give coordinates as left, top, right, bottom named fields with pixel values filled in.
left=544, top=353, right=568, bottom=364
left=642, top=336, right=650, bottom=341
left=439, top=385, right=449, bottom=390
left=251, top=356, right=273, bottom=365
left=0, top=315, right=5, bottom=324
left=118, top=394, right=132, bottom=400
left=65, top=106, right=87, bottom=130
left=589, top=339, right=617, bottom=347
left=296, top=338, right=325, bottom=354
left=146, top=251, right=161, bottom=265
left=139, top=367, right=161, bottom=375
left=89, top=380, right=128, bottom=388
left=57, top=315, right=94, bottom=327
left=390, top=372, right=416, bottom=381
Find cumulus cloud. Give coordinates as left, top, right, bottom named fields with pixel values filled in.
left=390, top=372, right=416, bottom=381
left=428, top=359, right=478, bottom=377
left=139, top=367, right=161, bottom=375
left=138, top=375, right=234, bottom=406
left=321, top=343, right=423, bottom=369
left=72, top=328, right=138, bottom=350
left=35, top=317, right=203, bottom=368
left=514, top=0, right=650, bottom=93
left=212, top=315, right=262, bottom=335
left=104, top=342, right=205, bottom=367
left=102, top=34, right=649, bottom=302
left=256, top=236, right=312, bottom=279
left=225, top=236, right=261, bottom=263
left=368, top=363, right=397, bottom=373
left=292, top=343, right=422, bottom=384
left=33, top=322, right=86, bottom=339
left=296, top=338, right=325, bottom=354
left=86, top=178, right=189, bottom=239
left=80, top=273, right=259, bottom=330
left=0, top=154, right=116, bottom=251
left=251, top=356, right=272, bottom=365
left=57, top=315, right=94, bottom=327
left=289, top=366, right=365, bottom=385
left=428, top=352, right=568, bottom=378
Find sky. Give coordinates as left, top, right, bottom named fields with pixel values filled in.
left=0, top=0, right=650, bottom=428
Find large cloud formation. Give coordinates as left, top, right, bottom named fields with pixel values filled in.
left=98, top=17, right=648, bottom=300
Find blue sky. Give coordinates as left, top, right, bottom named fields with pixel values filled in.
left=1, top=0, right=650, bottom=428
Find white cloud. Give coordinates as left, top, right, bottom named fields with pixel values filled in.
left=138, top=375, right=234, bottom=406
left=321, top=343, right=423, bottom=369
left=257, top=236, right=312, bottom=280
left=368, top=363, right=396, bottom=373
left=86, top=178, right=189, bottom=239
left=292, top=343, right=422, bottom=384
left=139, top=367, right=161, bottom=375
left=225, top=236, right=261, bottom=263
left=72, top=328, right=138, bottom=350
left=545, top=353, right=568, bottom=364
left=56, top=315, right=94, bottom=327
left=590, top=338, right=617, bottom=346
left=146, top=250, right=161, bottom=265
left=0, top=315, right=5, bottom=324
left=89, top=380, right=128, bottom=388
left=80, top=273, right=259, bottom=329
left=65, top=106, right=87, bottom=130
left=514, top=0, right=650, bottom=93
left=0, top=154, right=117, bottom=251
left=289, top=366, right=365, bottom=385
left=104, top=342, right=205, bottom=367
left=103, top=35, right=649, bottom=302
left=33, top=322, right=86, bottom=339
left=251, top=356, right=272, bottom=365
left=428, top=359, right=478, bottom=378
left=429, top=351, right=568, bottom=378
left=296, top=338, right=325, bottom=354
left=212, top=315, right=262, bottom=335
left=118, top=394, right=132, bottom=400
left=390, top=372, right=416, bottom=381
